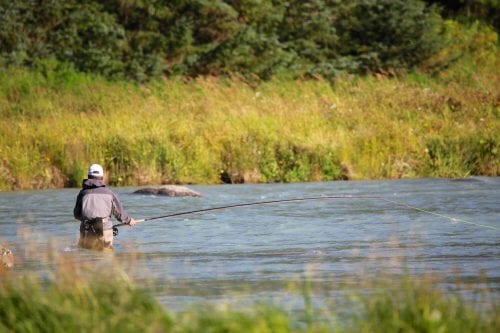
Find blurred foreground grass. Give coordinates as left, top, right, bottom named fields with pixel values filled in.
left=0, top=242, right=498, bottom=333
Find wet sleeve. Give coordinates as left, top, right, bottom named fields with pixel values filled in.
left=111, top=192, right=131, bottom=224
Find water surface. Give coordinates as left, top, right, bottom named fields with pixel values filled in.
left=1, top=178, right=498, bottom=309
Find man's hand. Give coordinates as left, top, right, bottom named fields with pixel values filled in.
left=128, top=218, right=137, bottom=227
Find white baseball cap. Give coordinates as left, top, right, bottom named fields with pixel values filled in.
left=88, top=164, right=104, bottom=177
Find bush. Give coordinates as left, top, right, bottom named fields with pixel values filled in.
left=0, top=0, right=448, bottom=81
left=334, top=0, right=444, bottom=74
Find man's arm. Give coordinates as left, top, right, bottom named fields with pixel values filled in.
left=73, top=192, right=83, bottom=221
left=111, top=192, right=131, bottom=224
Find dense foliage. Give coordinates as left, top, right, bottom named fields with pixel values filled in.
left=0, top=0, right=453, bottom=81
left=425, top=0, right=499, bottom=29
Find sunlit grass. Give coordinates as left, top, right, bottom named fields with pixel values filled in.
left=0, top=51, right=498, bottom=190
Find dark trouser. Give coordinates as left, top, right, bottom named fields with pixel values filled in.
left=78, top=219, right=113, bottom=251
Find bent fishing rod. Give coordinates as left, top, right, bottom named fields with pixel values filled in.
left=114, top=195, right=499, bottom=231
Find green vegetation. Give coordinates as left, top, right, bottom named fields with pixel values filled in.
left=0, top=35, right=498, bottom=190
left=0, top=1, right=498, bottom=190
left=0, top=249, right=498, bottom=332
left=1, top=0, right=497, bottom=81
left=0, top=0, right=451, bottom=81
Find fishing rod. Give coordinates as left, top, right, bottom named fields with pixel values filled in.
left=114, top=195, right=499, bottom=231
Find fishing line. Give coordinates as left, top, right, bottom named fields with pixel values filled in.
left=115, top=195, right=498, bottom=231
left=373, top=196, right=499, bottom=231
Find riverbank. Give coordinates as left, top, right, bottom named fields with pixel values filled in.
left=0, top=56, right=498, bottom=190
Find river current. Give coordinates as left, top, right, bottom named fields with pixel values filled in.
left=1, top=177, right=498, bottom=310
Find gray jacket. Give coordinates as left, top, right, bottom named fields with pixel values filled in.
left=73, top=178, right=131, bottom=230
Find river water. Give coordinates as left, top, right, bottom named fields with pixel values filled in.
left=1, top=178, right=499, bottom=310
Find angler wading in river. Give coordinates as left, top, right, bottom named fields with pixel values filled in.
left=73, top=164, right=137, bottom=251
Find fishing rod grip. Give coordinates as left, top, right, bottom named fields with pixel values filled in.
left=114, top=218, right=145, bottom=228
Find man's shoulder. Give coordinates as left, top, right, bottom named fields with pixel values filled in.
left=81, top=186, right=115, bottom=196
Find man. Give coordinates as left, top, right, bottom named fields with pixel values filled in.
left=74, top=164, right=136, bottom=250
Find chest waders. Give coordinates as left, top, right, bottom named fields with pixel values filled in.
left=79, top=218, right=113, bottom=251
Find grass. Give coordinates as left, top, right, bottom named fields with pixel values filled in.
left=0, top=241, right=498, bottom=333
left=0, top=24, right=498, bottom=190
left=345, top=276, right=499, bottom=333
left=1, top=70, right=497, bottom=191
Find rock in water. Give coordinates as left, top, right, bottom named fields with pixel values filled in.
left=133, top=185, right=202, bottom=197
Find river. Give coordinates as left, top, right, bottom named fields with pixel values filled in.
left=1, top=177, right=499, bottom=310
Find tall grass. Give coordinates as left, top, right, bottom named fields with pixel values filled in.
left=0, top=25, right=498, bottom=190
left=1, top=243, right=498, bottom=333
